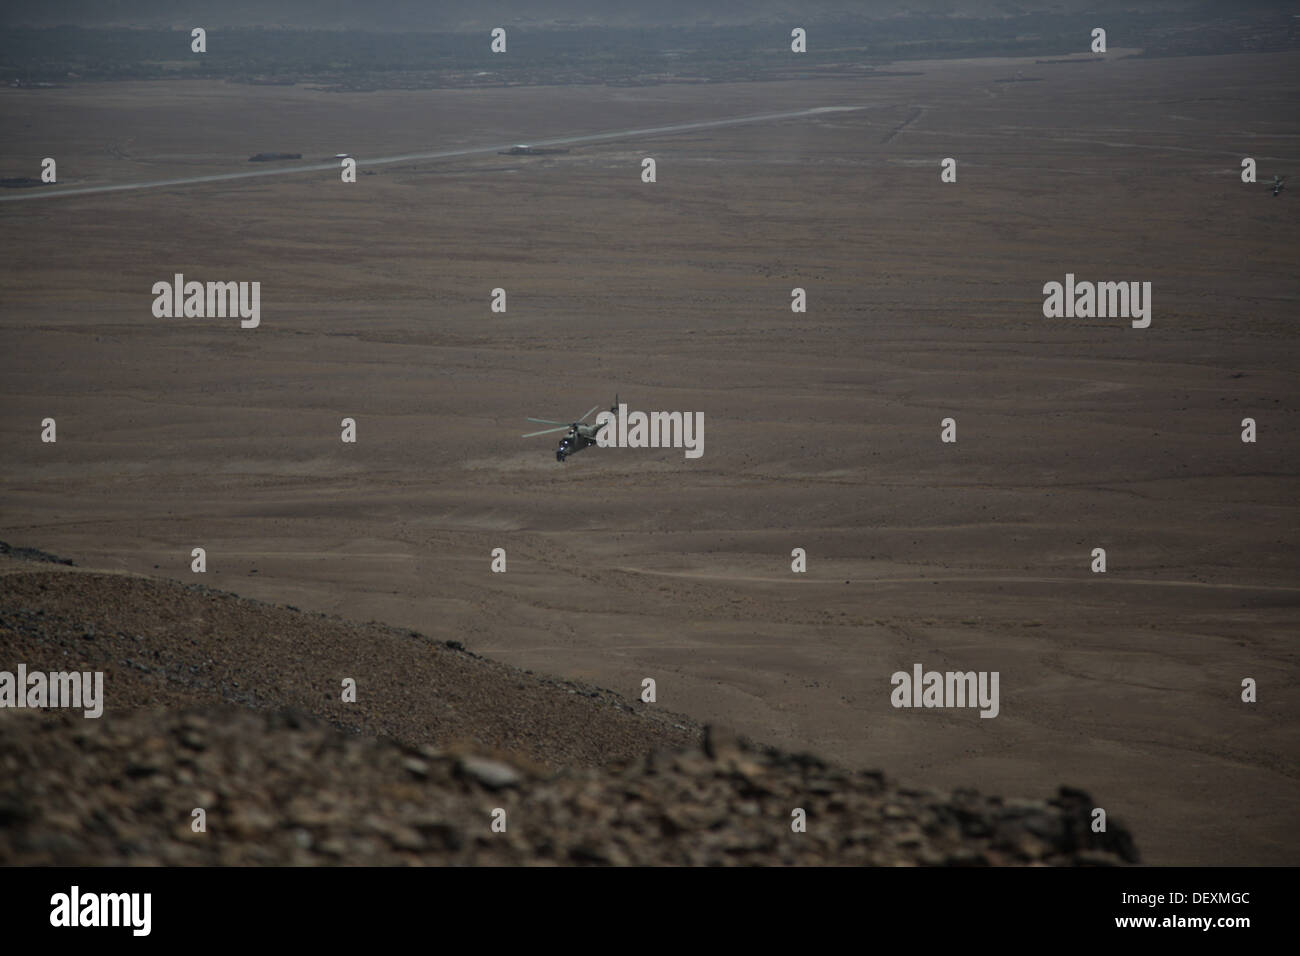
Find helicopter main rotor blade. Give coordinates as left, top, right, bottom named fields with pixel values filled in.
left=577, top=405, right=601, bottom=423
left=523, top=426, right=571, bottom=438
left=526, top=418, right=571, bottom=426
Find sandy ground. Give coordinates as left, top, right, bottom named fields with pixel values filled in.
left=2, top=51, right=1298, bottom=864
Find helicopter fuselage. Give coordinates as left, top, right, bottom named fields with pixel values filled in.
left=556, top=423, right=606, bottom=461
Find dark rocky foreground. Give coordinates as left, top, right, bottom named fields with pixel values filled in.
left=0, top=551, right=1139, bottom=865
left=0, top=708, right=1137, bottom=866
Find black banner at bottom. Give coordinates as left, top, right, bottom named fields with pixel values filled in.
left=0, top=864, right=1276, bottom=943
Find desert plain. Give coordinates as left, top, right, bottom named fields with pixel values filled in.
left=2, top=49, right=1298, bottom=865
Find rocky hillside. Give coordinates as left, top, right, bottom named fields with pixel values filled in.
left=0, top=708, right=1138, bottom=865
left=0, top=551, right=700, bottom=768
left=0, top=547, right=1138, bottom=865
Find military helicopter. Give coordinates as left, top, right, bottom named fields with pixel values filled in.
left=1271, top=175, right=1287, bottom=197
left=524, top=396, right=618, bottom=461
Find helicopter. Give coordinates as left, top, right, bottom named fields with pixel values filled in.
left=524, top=395, right=618, bottom=462
left=1271, top=175, right=1287, bottom=197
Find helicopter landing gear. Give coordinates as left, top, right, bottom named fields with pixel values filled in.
left=556, top=451, right=566, bottom=462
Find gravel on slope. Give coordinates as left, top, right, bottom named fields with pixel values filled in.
left=0, top=559, right=700, bottom=769
left=0, top=708, right=1139, bottom=866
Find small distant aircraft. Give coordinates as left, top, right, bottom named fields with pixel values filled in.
left=498, top=144, right=570, bottom=156
left=1271, top=175, right=1287, bottom=197
left=524, top=396, right=617, bottom=462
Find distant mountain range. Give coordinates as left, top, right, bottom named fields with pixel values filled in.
left=1, top=0, right=1269, bottom=32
